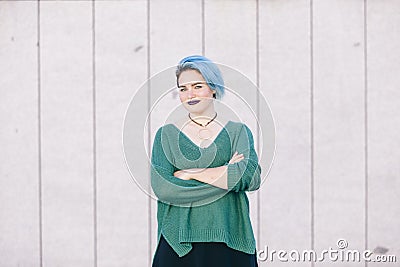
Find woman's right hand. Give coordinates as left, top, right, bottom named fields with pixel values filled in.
left=228, top=151, right=244, bottom=164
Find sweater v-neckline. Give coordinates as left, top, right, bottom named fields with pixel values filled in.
left=170, top=120, right=232, bottom=149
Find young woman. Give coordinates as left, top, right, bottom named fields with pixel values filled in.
left=151, top=55, right=261, bottom=267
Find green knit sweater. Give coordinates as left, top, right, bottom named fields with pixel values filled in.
left=151, top=120, right=261, bottom=257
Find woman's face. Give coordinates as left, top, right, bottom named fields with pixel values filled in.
left=177, top=69, right=215, bottom=114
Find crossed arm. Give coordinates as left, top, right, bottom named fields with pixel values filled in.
left=151, top=124, right=261, bottom=205
left=173, top=151, right=244, bottom=190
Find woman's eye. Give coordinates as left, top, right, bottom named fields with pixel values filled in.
left=194, top=85, right=202, bottom=89
left=179, top=87, right=186, bottom=92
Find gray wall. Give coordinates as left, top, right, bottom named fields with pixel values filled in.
left=1, top=0, right=399, bottom=266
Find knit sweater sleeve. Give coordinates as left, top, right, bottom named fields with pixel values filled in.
left=227, top=124, right=261, bottom=192
left=150, top=127, right=226, bottom=206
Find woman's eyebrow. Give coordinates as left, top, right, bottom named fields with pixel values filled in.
left=178, top=81, right=206, bottom=87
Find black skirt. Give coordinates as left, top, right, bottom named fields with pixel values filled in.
left=152, top=235, right=258, bottom=267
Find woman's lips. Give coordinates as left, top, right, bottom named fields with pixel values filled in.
left=187, top=100, right=201, bottom=105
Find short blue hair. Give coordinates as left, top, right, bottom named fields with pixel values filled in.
left=176, top=55, right=225, bottom=99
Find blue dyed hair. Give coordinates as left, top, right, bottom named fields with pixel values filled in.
left=176, top=55, right=225, bottom=99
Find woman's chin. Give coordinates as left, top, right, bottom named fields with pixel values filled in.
left=182, top=99, right=213, bottom=113
left=182, top=104, right=201, bottom=113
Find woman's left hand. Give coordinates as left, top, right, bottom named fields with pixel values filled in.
left=174, top=169, right=193, bottom=180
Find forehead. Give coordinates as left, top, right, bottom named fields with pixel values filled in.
left=178, top=69, right=206, bottom=86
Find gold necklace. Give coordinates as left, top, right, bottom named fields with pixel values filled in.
left=188, top=112, right=217, bottom=140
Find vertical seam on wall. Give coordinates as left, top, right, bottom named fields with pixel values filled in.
left=201, top=0, right=205, bottom=55
left=147, top=0, right=152, bottom=265
left=310, top=0, right=315, bottom=266
left=363, top=1, right=368, bottom=266
left=37, top=1, right=43, bottom=266
left=92, top=1, right=98, bottom=266
left=255, top=0, right=260, bottom=247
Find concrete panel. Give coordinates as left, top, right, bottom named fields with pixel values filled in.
left=0, top=2, right=40, bottom=266
left=149, top=0, right=202, bottom=75
left=367, top=1, right=400, bottom=266
left=204, top=0, right=257, bottom=82
left=313, top=0, right=365, bottom=266
left=40, top=2, right=95, bottom=266
left=148, top=0, right=203, bottom=260
left=95, top=1, right=148, bottom=266
left=204, top=0, right=260, bottom=258
left=259, top=1, right=311, bottom=266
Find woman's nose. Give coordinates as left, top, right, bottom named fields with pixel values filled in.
left=187, top=89, right=195, bottom=98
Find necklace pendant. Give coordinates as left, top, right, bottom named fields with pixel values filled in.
left=198, top=128, right=212, bottom=140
